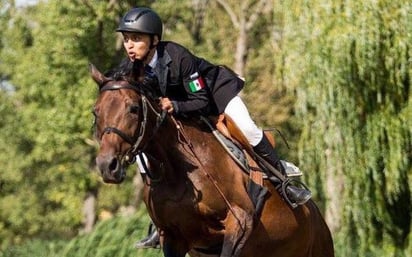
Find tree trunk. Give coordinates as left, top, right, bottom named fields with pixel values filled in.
left=215, top=0, right=270, bottom=77
left=235, top=22, right=247, bottom=77
left=191, top=0, right=209, bottom=44
left=324, top=147, right=344, bottom=234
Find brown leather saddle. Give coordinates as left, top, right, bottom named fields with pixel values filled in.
left=202, top=115, right=309, bottom=210
left=205, top=114, right=275, bottom=186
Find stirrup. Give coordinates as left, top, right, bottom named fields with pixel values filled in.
left=254, top=154, right=311, bottom=208
left=280, top=179, right=311, bottom=208
left=134, top=226, right=160, bottom=249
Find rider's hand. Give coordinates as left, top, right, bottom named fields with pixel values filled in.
left=159, top=97, right=174, bottom=114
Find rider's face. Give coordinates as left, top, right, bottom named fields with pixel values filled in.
left=122, top=32, right=155, bottom=63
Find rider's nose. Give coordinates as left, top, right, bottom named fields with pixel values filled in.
left=124, top=40, right=134, bottom=49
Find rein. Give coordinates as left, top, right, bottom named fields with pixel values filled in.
left=169, top=116, right=247, bottom=235
left=99, top=83, right=166, bottom=166
left=99, top=83, right=245, bottom=232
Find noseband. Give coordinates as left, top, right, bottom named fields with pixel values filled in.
left=99, top=83, right=167, bottom=165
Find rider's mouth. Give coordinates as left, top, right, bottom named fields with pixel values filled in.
left=128, top=52, right=136, bottom=60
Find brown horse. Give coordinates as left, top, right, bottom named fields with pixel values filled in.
left=90, top=63, right=334, bottom=257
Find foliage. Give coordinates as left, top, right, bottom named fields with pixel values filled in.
left=59, top=210, right=162, bottom=257
left=0, top=0, right=135, bottom=249
left=0, top=210, right=162, bottom=257
left=0, top=239, right=66, bottom=257
left=0, top=0, right=411, bottom=256
left=280, top=0, right=412, bottom=256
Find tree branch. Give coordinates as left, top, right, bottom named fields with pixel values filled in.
left=246, top=0, right=269, bottom=30
left=215, top=0, right=239, bottom=29
left=81, top=0, right=98, bottom=18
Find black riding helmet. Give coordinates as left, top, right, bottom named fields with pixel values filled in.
left=116, top=7, right=163, bottom=40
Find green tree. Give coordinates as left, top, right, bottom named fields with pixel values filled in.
left=2, top=1, right=411, bottom=256
left=280, top=0, right=412, bottom=256
left=0, top=0, right=138, bottom=248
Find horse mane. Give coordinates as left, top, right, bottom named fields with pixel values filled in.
left=104, top=59, right=161, bottom=99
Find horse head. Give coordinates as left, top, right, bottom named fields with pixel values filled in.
left=90, top=62, right=163, bottom=183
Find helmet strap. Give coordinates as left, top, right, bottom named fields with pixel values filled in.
left=142, top=35, right=158, bottom=63
left=149, top=34, right=158, bottom=49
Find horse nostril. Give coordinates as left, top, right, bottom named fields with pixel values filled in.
left=109, top=158, right=118, bottom=173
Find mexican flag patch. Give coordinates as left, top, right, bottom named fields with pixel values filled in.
left=188, top=75, right=205, bottom=92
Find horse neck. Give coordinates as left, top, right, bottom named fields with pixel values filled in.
left=153, top=116, right=179, bottom=148
left=144, top=116, right=199, bottom=180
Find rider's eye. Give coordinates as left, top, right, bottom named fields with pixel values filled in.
left=123, top=34, right=141, bottom=43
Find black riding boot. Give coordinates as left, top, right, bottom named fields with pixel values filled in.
left=253, top=134, right=311, bottom=206
left=135, top=222, right=160, bottom=249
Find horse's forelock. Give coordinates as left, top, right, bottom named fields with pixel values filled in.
left=103, top=59, right=160, bottom=100
left=99, top=76, right=158, bottom=102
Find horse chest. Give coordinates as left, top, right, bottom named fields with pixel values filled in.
left=145, top=176, right=227, bottom=226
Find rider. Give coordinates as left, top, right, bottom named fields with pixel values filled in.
left=116, top=7, right=311, bottom=248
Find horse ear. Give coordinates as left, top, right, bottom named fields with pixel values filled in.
left=89, top=63, right=109, bottom=87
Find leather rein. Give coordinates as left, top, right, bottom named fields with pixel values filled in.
left=99, top=83, right=166, bottom=165
left=98, top=83, right=245, bottom=234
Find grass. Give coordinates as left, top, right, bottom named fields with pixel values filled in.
left=1, top=209, right=163, bottom=257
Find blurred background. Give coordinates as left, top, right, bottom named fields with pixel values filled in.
left=0, top=0, right=411, bottom=256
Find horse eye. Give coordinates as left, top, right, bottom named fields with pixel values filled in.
left=129, top=104, right=139, bottom=114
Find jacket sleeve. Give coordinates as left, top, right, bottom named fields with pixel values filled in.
left=172, top=49, right=210, bottom=114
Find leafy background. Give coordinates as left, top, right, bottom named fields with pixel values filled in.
left=0, top=0, right=410, bottom=256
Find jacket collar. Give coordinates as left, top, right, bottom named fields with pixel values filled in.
left=147, top=50, right=158, bottom=68
left=153, top=43, right=171, bottom=96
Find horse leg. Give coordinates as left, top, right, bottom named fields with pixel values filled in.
left=220, top=205, right=254, bottom=257
left=306, top=202, right=335, bottom=257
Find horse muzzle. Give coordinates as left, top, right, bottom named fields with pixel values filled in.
left=96, top=154, right=126, bottom=184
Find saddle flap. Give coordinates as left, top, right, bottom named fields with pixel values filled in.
left=214, top=114, right=275, bottom=153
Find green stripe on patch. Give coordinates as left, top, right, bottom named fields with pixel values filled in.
left=189, top=77, right=205, bottom=92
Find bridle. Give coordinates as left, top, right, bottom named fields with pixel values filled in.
left=97, top=82, right=247, bottom=228
left=98, top=83, right=167, bottom=166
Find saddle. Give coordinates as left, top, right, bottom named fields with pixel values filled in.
left=200, top=114, right=274, bottom=217
left=215, top=114, right=275, bottom=152
left=200, top=114, right=310, bottom=210
left=202, top=114, right=274, bottom=185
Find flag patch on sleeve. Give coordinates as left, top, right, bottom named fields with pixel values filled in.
left=188, top=76, right=205, bottom=92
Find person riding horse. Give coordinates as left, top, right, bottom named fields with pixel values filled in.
left=114, top=7, right=312, bottom=248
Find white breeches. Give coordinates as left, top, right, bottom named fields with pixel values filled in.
left=224, top=96, right=263, bottom=146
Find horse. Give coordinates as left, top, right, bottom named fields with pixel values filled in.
left=90, top=62, right=335, bottom=257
